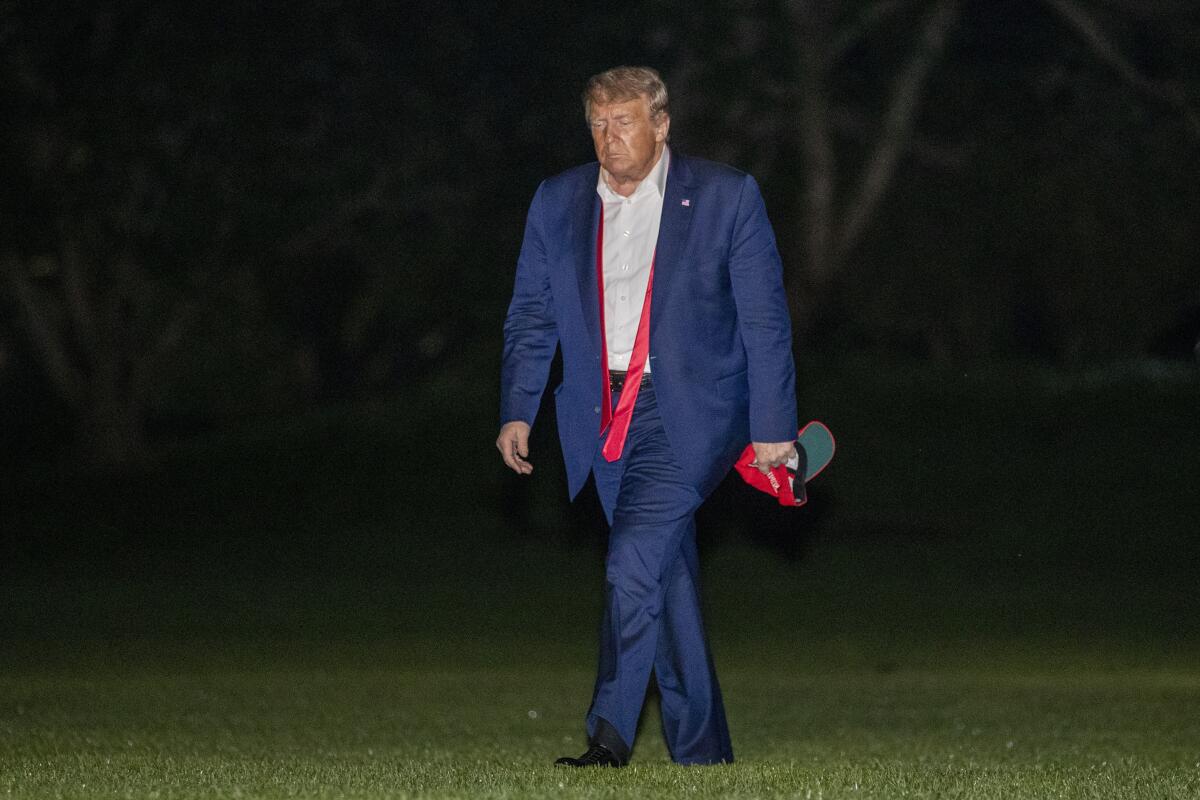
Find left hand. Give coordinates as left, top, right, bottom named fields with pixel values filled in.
left=751, top=441, right=796, bottom=474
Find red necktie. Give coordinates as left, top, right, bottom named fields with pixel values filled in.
left=595, top=210, right=655, bottom=462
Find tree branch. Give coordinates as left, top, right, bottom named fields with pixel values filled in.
left=130, top=296, right=199, bottom=404
left=277, top=168, right=389, bottom=259
left=836, top=0, right=961, bottom=263
left=788, top=1, right=839, bottom=289
left=59, top=239, right=101, bottom=368
left=1094, top=0, right=1197, bottom=18
left=1044, top=0, right=1200, bottom=139
left=830, top=106, right=970, bottom=170
left=1, top=255, right=87, bottom=408
left=827, top=0, right=916, bottom=67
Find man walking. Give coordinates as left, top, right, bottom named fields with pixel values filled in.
left=497, top=66, right=797, bottom=767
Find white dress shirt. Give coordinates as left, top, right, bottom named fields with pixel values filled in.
left=596, top=147, right=669, bottom=373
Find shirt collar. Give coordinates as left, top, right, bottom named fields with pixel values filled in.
left=597, top=146, right=670, bottom=202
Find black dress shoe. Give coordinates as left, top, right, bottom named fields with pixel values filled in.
left=554, top=743, right=626, bottom=767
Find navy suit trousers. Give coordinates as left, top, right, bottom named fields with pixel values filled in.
left=586, top=379, right=734, bottom=765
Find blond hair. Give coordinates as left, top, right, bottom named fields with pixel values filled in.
left=582, top=66, right=669, bottom=123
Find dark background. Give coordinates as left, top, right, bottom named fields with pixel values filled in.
left=1, top=1, right=1198, bottom=664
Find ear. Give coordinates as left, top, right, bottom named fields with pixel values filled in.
left=655, top=114, right=670, bottom=143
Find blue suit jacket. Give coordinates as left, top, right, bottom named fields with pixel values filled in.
left=501, top=152, right=797, bottom=499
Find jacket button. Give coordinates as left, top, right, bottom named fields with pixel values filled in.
left=593, top=406, right=601, bottom=414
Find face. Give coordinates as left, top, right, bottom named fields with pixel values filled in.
left=588, top=95, right=669, bottom=186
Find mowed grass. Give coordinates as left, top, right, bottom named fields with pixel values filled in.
left=3, top=358, right=1199, bottom=797
left=2, top=660, right=1199, bottom=799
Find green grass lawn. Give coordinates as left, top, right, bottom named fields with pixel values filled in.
left=2, top=359, right=1199, bottom=797
left=3, top=659, right=1199, bottom=798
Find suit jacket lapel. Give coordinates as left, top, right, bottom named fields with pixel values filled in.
left=650, top=152, right=695, bottom=339
left=573, top=154, right=693, bottom=359
left=571, top=165, right=602, bottom=360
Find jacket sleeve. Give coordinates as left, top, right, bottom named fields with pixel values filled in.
left=500, top=181, right=559, bottom=427
left=727, top=174, right=798, bottom=443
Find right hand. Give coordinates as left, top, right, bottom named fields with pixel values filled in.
left=496, top=421, right=533, bottom=475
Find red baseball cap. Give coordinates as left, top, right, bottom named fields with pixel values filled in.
left=734, top=421, right=835, bottom=507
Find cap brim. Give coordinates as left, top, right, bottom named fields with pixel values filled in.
left=796, top=421, right=836, bottom=483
